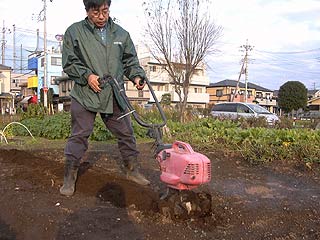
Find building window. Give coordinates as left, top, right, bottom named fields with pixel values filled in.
left=150, top=66, right=157, bottom=72
left=256, top=92, right=262, bottom=98
left=194, top=69, right=203, bottom=76
left=216, top=89, right=223, bottom=97
left=237, top=104, right=252, bottom=113
left=138, top=90, right=143, bottom=98
left=157, top=85, right=164, bottom=91
left=51, top=57, right=62, bottom=66
left=41, top=57, right=44, bottom=67
left=165, top=84, right=169, bottom=91
left=195, top=88, right=202, bottom=93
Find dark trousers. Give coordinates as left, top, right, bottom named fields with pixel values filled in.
left=64, top=98, right=139, bottom=166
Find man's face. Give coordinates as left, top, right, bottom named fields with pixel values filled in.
left=87, top=3, right=109, bottom=28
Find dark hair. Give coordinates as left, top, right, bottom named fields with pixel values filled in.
left=83, top=0, right=111, bottom=11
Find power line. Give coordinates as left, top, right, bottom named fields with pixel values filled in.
left=11, top=70, right=34, bottom=77
left=256, top=48, right=320, bottom=55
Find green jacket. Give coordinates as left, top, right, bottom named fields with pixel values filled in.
left=62, top=17, right=146, bottom=113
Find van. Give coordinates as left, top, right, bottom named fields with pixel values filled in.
left=210, top=102, right=279, bottom=125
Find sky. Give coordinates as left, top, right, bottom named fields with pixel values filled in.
left=0, top=0, right=319, bottom=90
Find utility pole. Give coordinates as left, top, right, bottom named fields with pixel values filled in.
left=37, top=0, right=53, bottom=108
left=43, top=0, right=48, bottom=108
left=36, top=29, right=40, bottom=52
left=20, top=44, right=23, bottom=73
left=240, top=39, right=253, bottom=103
left=231, top=56, right=245, bottom=102
left=1, top=21, right=11, bottom=65
left=13, top=24, right=16, bottom=72
left=1, top=20, right=6, bottom=65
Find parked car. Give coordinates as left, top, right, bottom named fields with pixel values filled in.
left=210, top=102, right=280, bottom=125
left=300, top=111, right=320, bottom=120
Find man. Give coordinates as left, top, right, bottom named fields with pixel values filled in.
left=60, top=0, right=150, bottom=196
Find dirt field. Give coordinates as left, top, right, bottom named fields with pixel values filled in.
left=0, top=138, right=319, bottom=240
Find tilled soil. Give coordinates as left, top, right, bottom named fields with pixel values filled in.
left=0, top=138, right=319, bottom=240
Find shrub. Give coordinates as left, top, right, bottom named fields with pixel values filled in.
left=5, top=108, right=320, bottom=168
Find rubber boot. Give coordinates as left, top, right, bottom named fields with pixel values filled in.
left=122, top=156, right=150, bottom=186
left=60, top=160, right=78, bottom=196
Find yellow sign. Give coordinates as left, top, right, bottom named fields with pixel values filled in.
left=27, top=76, right=38, bottom=88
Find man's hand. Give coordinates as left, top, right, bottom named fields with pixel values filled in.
left=88, top=74, right=101, bottom=93
left=133, top=77, right=145, bottom=90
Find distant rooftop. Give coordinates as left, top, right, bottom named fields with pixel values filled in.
left=209, top=79, right=272, bottom=92
left=0, top=64, right=11, bottom=70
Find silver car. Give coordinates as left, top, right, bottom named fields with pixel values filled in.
left=211, top=102, right=280, bottom=125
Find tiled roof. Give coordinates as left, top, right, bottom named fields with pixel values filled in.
left=247, top=82, right=272, bottom=92
left=209, top=79, right=272, bottom=92
left=0, top=64, right=11, bottom=70
left=209, top=79, right=242, bottom=87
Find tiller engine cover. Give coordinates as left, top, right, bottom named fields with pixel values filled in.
left=157, top=141, right=211, bottom=190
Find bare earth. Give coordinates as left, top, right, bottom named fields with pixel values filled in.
left=0, top=138, right=319, bottom=240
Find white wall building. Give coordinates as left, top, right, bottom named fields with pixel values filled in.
left=136, top=45, right=210, bottom=108
left=37, top=49, right=63, bottom=97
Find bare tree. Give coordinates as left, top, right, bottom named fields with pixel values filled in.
left=143, top=0, right=222, bottom=121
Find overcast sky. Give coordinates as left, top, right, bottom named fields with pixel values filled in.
left=1, top=0, right=319, bottom=90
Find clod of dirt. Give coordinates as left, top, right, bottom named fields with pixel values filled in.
left=158, top=190, right=213, bottom=220
left=96, top=181, right=213, bottom=222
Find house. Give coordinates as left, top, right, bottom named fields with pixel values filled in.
left=37, top=50, right=62, bottom=97
left=207, top=79, right=277, bottom=113
left=307, top=90, right=320, bottom=112
left=308, top=97, right=320, bottom=111
left=10, top=73, right=35, bottom=97
left=308, top=90, right=320, bottom=100
left=137, top=45, right=210, bottom=108
left=0, top=64, right=11, bottom=93
left=0, top=64, right=15, bottom=114
left=248, top=82, right=276, bottom=111
left=207, top=79, right=247, bottom=103
left=304, top=89, right=320, bottom=112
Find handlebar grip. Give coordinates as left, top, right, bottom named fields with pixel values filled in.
left=139, top=79, right=145, bottom=86
left=172, top=141, right=194, bottom=154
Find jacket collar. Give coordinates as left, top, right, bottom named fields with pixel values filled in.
left=84, top=17, right=116, bottom=33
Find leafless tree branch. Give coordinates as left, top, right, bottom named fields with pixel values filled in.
left=143, top=0, right=222, bottom=121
